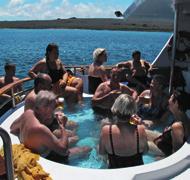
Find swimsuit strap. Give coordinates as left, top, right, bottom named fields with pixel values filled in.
left=136, top=126, right=140, bottom=154
left=109, top=125, right=115, bottom=155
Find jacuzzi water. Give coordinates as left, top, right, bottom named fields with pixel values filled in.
left=62, top=98, right=155, bottom=169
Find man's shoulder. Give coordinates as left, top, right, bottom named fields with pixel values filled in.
left=36, top=58, right=46, bottom=65
left=100, top=81, right=110, bottom=88
left=101, top=124, right=111, bottom=134
left=25, top=92, right=36, bottom=109
left=0, top=77, right=4, bottom=83
left=141, top=59, right=150, bottom=65
left=24, top=109, right=35, bottom=115
left=26, top=90, right=36, bottom=97
left=26, top=90, right=36, bottom=99
left=122, top=60, right=132, bottom=65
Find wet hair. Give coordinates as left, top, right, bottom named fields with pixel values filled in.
left=35, top=90, right=56, bottom=109
left=132, top=50, right=141, bottom=58
left=152, top=74, right=166, bottom=89
left=45, top=43, right=59, bottom=57
left=172, top=90, right=190, bottom=112
left=4, top=63, right=15, bottom=72
left=111, top=94, right=137, bottom=121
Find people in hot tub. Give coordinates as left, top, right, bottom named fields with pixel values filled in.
left=137, top=74, right=169, bottom=128
left=0, top=63, right=22, bottom=103
left=88, top=48, right=108, bottom=94
left=28, top=43, right=82, bottom=103
left=116, top=50, right=151, bottom=93
left=92, top=66, right=138, bottom=111
left=147, top=90, right=190, bottom=157
left=24, top=73, right=52, bottom=111
left=10, top=90, right=91, bottom=163
left=99, top=94, right=148, bottom=168
left=24, top=73, right=77, bottom=131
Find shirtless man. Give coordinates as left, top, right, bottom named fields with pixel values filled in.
left=0, top=63, right=22, bottom=101
left=24, top=73, right=77, bottom=137
left=88, top=48, right=108, bottom=94
left=117, top=50, right=151, bottom=93
left=24, top=73, right=52, bottom=111
left=92, top=67, right=138, bottom=111
left=10, top=90, right=91, bottom=162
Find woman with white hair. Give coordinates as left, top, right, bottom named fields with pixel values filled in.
left=88, top=48, right=108, bottom=94
left=99, top=94, right=148, bottom=168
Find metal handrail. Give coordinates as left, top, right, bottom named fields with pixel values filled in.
left=0, top=127, right=14, bottom=180
left=0, top=77, right=32, bottom=110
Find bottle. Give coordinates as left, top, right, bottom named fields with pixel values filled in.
left=129, top=114, right=141, bottom=125
left=54, top=97, right=64, bottom=118
left=56, top=97, right=64, bottom=110
left=143, top=95, right=151, bottom=104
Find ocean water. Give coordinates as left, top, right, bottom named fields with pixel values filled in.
left=0, top=29, right=171, bottom=78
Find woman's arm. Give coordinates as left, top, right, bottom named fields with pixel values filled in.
left=58, top=62, right=68, bottom=88
left=28, top=59, right=46, bottom=78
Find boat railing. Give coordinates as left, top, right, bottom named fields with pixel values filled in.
left=0, top=65, right=113, bottom=115
left=65, top=65, right=89, bottom=75
left=0, top=127, right=14, bottom=180
left=0, top=77, right=33, bottom=116
left=65, top=65, right=113, bottom=75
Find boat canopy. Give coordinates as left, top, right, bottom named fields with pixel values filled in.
left=174, top=0, right=190, bottom=4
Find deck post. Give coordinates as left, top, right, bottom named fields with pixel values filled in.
left=0, top=127, right=14, bottom=180
left=169, top=2, right=181, bottom=95
left=11, top=88, right=16, bottom=108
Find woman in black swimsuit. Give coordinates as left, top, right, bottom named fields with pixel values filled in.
left=137, top=74, right=169, bottom=128
left=147, top=90, right=190, bottom=157
left=28, top=43, right=82, bottom=103
left=99, top=94, right=148, bottom=168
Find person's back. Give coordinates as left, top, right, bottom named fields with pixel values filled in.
left=17, top=109, right=46, bottom=152
left=99, top=94, right=148, bottom=168
left=104, top=124, right=147, bottom=168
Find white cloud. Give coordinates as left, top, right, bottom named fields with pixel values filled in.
left=9, top=0, right=24, bottom=7
left=1, top=0, right=125, bottom=20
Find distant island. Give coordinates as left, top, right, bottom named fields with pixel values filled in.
left=0, top=0, right=174, bottom=32
left=0, top=18, right=173, bottom=32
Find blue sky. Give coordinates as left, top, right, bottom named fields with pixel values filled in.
left=0, top=0, right=133, bottom=21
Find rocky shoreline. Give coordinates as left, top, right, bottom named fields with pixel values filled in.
left=0, top=18, right=173, bottom=32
